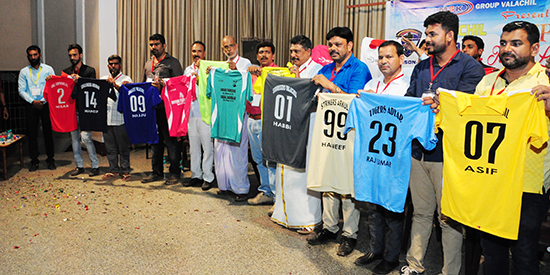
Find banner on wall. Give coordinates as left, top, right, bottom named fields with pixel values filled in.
left=385, top=0, right=550, bottom=73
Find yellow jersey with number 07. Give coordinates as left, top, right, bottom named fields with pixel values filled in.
left=436, top=88, right=548, bottom=240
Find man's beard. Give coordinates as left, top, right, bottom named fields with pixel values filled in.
left=500, top=52, right=529, bottom=70
left=225, top=51, right=236, bottom=59
left=29, top=57, right=40, bottom=67
left=427, top=42, right=446, bottom=55
left=71, top=58, right=81, bottom=66
left=110, top=68, right=120, bottom=77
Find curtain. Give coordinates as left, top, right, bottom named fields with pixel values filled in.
left=118, top=0, right=386, bottom=82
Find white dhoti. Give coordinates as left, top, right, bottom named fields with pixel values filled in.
left=271, top=164, right=322, bottom=230
left=214, top=114, right=250, bottom=195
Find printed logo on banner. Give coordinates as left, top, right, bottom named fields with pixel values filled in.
left=442, top=1, right=474, bottom=15
left=396, top=29, right=423, bottom=57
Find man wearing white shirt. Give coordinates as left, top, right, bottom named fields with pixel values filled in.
left=183, top=41, right=215, bottom=191
left=215, top=35, right=253, bottom=202
left=100, top=54, right=132, bottom=181
left=361, top=41, right=409, bottom=97
left=289, top=35, right=323, bottom=78
left=222, top=35, right=252, bottom=71
left=353, top=40, right=409, bottom=275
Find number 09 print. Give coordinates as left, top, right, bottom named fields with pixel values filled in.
left=436, top=89, right=548, bottom=240
left=344, top=92, right=437, bottom=213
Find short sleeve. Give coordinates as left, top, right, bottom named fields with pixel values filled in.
left=344, top=98, right=358, bottom=134
left=411, top=104, right=438, bottom=151
left=527, top=98, right=549, bottom=149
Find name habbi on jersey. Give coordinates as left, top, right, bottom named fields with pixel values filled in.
left=206, top=68, right=252, bottom=143
left=344, top=92, right=437, bottom=213
left=436, top=88, right=548, bottom=240
left=118, top=82, right=162, bottom=144
left=262, top=74, right=319, bottom=168
left=71, top=78, right=115, bottom=132
left=198, top=60, right=229, bottom=125
left=164, top=75, right=197, bottom=137
left=43, top=75, right=77, bottom=132
left=307, top=93, right=356, bottom=195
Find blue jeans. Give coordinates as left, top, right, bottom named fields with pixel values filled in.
left=367, top=203, right=405, bottom=263
left=481, top=190, right=550, bottom=275
left=247, top=117, right=275, bottom=197
left=70, top=129, right=99, bottom=168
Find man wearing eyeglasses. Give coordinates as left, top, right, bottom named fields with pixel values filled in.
left=213, top=35, right=253, bottom=202
left=222, top=35, right=252, bottom=71
left=100, top=54, right=132, bottom=181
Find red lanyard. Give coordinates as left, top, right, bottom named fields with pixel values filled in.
left=376, top=73, right=404, bottom=94
left=490, top=69, right=507, bottom=95
left=429, top=50, right=460, bottom=90
left=232, top=55, right=240, bottom=66
left=299, top=59, right=313, bottom=74
left=151, top=54, right=166, bottom=73
left=330, top=65, right=341, bottom=82
left=113, top=73, right=122, bottom=81
left=73, top=67, right=80, bottom=75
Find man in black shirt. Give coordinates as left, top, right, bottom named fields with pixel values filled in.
left=62, top=44, right=100, bottom=177
left=140, top=34, right=184, bottom=185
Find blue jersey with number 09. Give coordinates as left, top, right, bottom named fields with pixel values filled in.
left=118, top=82, right=162, bottom=144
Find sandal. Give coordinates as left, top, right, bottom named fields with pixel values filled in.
left=102, top=172, right=119, bottom=180
left=297, top=227, right=314, bottom=235
left=122, top=173, right=131, bottom=181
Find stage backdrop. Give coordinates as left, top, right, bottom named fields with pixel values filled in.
left=385, top=0, right=550, bottom=73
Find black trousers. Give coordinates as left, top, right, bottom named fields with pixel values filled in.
left=25, top=103, right=55, bottom=164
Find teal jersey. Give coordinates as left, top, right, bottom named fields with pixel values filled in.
left=207, top=68, right=253, bottom=143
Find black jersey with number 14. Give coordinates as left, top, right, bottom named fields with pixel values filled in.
left=71, top=78, right=115, bottom=132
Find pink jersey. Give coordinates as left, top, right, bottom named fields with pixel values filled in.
left=163, top=75, right=197, bottom=137
left=43, top=75, right=77, bottom=132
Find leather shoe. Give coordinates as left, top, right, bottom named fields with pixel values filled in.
left=201, top=181, right=212, bottom=191
left=47, top=162, right=56, bottom=170
left=354, top=252, right=383, bottom=266
left=141, top=174, right=163, bottom=183
left=89, top=168, right=100, bottom=176
left=307, top=229, right=337, bottom=245
left=337, top=236, right=357, bottom=256
left=70, top=167, right=85, bottom=176
left=29, top=163, right=39, bottom=172
left=182, top=178, right=203, bottom=187
left=234, top=194, right=248, bottom=202
left=372, top=260, right=399, bottom=274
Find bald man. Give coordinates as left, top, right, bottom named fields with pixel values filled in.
left=214, top=35, right=253, bottom=202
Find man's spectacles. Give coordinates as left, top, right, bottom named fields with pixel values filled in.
left=223, top=44, right=236, bottom=50
left=108, top=62, right=120, bottom=66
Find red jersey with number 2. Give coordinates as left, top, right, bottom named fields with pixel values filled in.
left=44, top=75, right=77, bottom=132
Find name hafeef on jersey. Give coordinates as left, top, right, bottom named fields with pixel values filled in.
left=118, top=82, right=162, bottom=144
left=71, top=78, right=115, bottom=132
left=307, top=93, right=356, bottom=195
left=436, top=89, right=548, bottom=240
left=262, top=75, right=319, bottom=168
left=207, top=68, right=252, bottom=143
left=344, top=92, right=437, bottom=213
left=43, top=76, right=77, bottom=132
left=164, top=75, right=197, bottom=137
